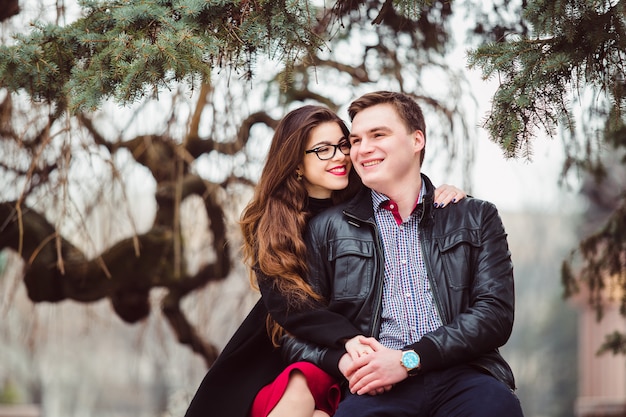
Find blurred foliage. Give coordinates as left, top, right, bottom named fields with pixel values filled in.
left=0, top=379, right=21, bottom=404
left=0, top=0, right=326, bottom=113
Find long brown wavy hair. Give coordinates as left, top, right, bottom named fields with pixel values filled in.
left=240, top=105, right=360, bottom=346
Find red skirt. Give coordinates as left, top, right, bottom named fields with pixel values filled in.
left=250, top=362, right=341, bottom=417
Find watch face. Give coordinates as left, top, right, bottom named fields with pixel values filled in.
left=402, top=351, right=420, bottom=369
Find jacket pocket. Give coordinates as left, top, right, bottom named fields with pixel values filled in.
left=327, top=238, right=374, bottom=300
left=435, top=228, right=480, bottom=290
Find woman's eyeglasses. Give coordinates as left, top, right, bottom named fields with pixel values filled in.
left=305, top=141, right=351, bottom=160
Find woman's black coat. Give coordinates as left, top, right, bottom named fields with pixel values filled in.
left=184, top=300, right=284, bottom=417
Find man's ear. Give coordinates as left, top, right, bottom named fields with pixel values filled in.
left=413, top=130, right=425, bottom=153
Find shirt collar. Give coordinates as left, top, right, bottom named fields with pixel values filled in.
left=372, top=183, right=426, bottom=225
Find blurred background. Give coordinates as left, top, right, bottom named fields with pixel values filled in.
left=1, top=1, right=625, bottom=416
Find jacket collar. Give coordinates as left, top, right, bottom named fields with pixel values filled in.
left=344, top=173, right=436, bottom=226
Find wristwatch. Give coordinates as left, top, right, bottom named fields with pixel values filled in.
left=401, top=350, right=421, bottom=376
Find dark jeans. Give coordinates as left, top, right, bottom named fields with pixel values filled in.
left=334, top=365, right=524, bottom=417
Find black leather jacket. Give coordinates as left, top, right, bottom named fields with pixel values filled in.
left=282, top=174, right=516, bottom=390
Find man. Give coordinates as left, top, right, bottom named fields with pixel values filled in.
left=282, top=91, right=523, bottom=416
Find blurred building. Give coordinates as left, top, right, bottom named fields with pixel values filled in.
left=0, top=404, right=40, bottom=417
left=575, top=294, right=626, bottom=416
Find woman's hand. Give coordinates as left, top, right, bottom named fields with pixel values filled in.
left=345, top=335, right=375, bottom=360
left=434, top=184, right=467, bottom=208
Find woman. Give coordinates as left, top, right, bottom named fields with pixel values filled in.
left=184, top=105, right=465, bottom=417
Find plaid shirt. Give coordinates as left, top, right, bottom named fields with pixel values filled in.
left=372, top=184, right=442, bottom=350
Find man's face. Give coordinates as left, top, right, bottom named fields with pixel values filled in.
left=349, top=103, right=424, bottom=195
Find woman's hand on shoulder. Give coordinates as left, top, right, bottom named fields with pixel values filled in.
left=434, top=184, right=467, bottom=208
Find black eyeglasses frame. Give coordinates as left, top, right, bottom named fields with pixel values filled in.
left=304, top=141, right=351, bottom=160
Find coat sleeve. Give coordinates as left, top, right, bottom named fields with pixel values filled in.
left=257, top=268, right=361, bottom=349
left=279, top=334, right=346, bottom=380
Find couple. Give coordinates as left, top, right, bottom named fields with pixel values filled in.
left=184, top=91, right=524, bottom=417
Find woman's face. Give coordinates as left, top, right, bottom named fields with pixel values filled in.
left=300, top=121, right=352, bottom=199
